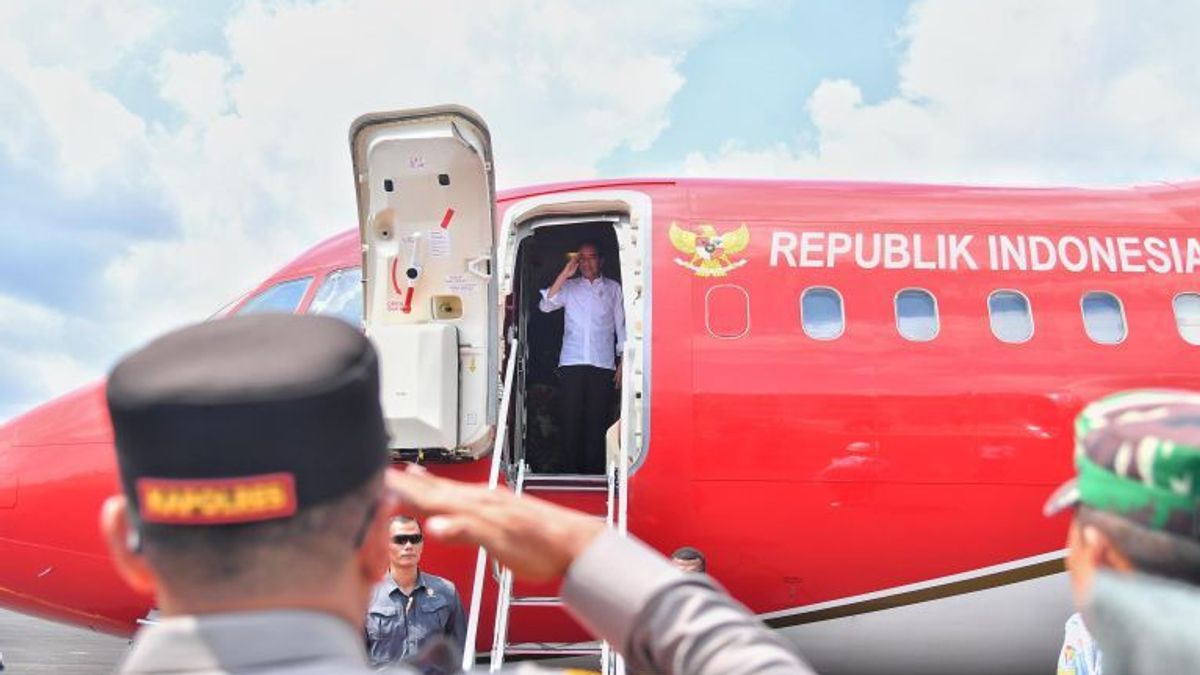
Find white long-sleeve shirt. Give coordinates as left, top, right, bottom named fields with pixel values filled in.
left=539, top=276, right=625, bottom=370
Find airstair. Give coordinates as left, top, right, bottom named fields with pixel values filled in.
left=461, top=340, right=631, bottom=674
left=351, top=106, right=647, bottom=674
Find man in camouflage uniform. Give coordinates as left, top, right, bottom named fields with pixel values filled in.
left=1044, top=390, right=1200, bottom=675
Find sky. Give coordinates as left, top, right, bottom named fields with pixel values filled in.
left=1, top=0, right=1199, bottom=421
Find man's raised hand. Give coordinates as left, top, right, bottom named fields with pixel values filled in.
left=385, top=465, right=605, bottom=581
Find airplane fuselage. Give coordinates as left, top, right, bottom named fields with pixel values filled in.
left=2, top=177, right=1199, bottom=674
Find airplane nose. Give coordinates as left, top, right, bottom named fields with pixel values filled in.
left=0, top=384, right=146, bottom=636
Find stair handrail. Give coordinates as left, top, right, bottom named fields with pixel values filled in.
left=618, top=341, right=635, bottom=537
left=488, top=461, right=527, bottom=671
left=461, top=338, right=519, bottom=672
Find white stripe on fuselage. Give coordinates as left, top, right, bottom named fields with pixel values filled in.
left=759, top=549, right=1066, bottom=622
left=760, top=551, right=1073, bottom=675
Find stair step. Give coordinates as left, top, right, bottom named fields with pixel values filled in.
left=520, top=472, right=612, bottom=493
left=505, top=641, right=602, bottom=656
left=510, top=596, right=564, bottom=607
left=524, top=484, right=608, bottom=493
left=523, top=472, right=608, bottom=483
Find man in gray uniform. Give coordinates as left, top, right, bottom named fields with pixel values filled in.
left=100, top=314, right=812, bottom=674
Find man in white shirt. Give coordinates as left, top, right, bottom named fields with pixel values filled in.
left=539, top=242, right=625, bottom=474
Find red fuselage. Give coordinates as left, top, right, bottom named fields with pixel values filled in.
left=2, top=178, right=1198, bottom=669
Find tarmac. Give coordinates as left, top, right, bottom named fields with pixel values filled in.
left=0, top=609, right=127, bottom=673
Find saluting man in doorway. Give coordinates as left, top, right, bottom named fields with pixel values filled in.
left=539, top=241, right=625, bottom=474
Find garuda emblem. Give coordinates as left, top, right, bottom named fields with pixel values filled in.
left=668, top=222, right=750, bottom=277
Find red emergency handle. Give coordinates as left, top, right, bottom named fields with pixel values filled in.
left=402, top=287, right=415, bottom=314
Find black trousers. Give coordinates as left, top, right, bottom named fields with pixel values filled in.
left=559, top=365, right=613, bottom=474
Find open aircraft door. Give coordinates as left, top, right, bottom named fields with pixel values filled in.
left=351, top=106, right=498, bottom=459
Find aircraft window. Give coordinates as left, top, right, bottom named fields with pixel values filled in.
left=308, top=267, right=363, bottom=328
left=896, top=288, right=938, bottom=341
left=987, top=290, right=1033, bottom=343
left=1081, top=291, right=1126, bottom=344
left=235, top=277, right=312, bottom=316
left=801, top=287, right=844, bottom=340
left=705, top=284, right=750, bottom=339
left=1174, top=293, right=1200, bottom=345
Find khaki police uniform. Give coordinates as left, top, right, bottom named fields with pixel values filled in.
left=564, top=531, right=814, bottom=675
left=120, top=611, right=384, bottom=674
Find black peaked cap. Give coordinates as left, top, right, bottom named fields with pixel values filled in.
left=107, top=314, right=388, bottom=524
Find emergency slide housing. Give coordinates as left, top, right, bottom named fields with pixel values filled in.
left=350, top=106, right=498, bottom=457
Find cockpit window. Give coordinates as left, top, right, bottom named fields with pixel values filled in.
left=307, top=267, right=363, bottom=328
left=235, top=277, right=312, bottom=316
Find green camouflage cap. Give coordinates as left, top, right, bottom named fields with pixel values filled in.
left=1044, top=390, right=1200, bottom=539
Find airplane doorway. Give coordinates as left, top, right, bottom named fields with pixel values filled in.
left=513, top=220, right=623, bottom=475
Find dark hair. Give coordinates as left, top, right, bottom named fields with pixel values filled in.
left=577, top=241, right=603, bottom=257
left=389, top=514, right=421, bottom=533
left=671, top=546, right=706, bottom=572
left=1077, top=506, right=1200, bottom=586
left=140, top=472, right=382, bottom=595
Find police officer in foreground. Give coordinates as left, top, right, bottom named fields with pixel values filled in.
left=1044, top=390, right=1200, bottom=674
left=101, top=314, right=811, bottom=674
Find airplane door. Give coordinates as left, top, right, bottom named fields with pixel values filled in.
left=351, top=106, right=498, bottom=458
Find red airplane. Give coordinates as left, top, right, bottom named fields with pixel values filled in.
left=3, top=106, right=1200, bottom=673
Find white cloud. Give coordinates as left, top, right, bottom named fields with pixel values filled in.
left=686, top=0, right=1200, bottom=186
left=99, top=0, right=758, bottom=335
left=157, top=51, right=232, bottom=122
left=0, top=1, right=159, bottom=193
left=0, top=293, right=69, bottom=345
left=0, top=293, right=100, bottom=421
left=0, top=0, right=757, bottom=418
left=0, top=1, right=164, bottom=74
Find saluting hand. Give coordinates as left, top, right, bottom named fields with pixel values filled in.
left=545, top=256, right=579, bottom=302
left=560, top=256, right=580, bottom=280
left=385, top=465, right=605, bottom=582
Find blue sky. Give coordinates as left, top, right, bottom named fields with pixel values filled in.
left=1, top=0, right=1199, bottom=421
left=601, top=0, right=908, bottom=175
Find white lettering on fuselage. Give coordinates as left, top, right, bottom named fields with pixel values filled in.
left=766, top=230, right=1200, bottom=274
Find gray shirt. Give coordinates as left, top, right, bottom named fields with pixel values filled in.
left=117, top=610, right=384, bottom=674
left=365, top=570, right=466, bottom=668
left=117, top=533, right=812, bottom=675
left=1085, top=570, right=1200, bottom=675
